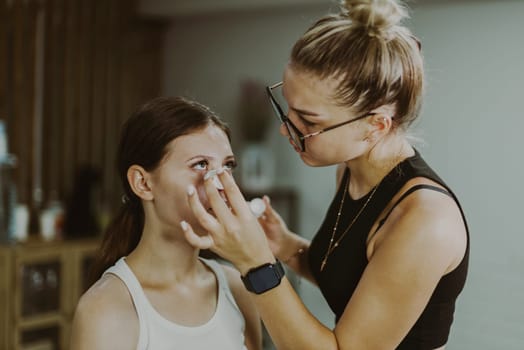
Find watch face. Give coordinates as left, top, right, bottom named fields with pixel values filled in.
left=247, top=265, right=281, bottom=292
left=243, top=262, right=284, bottom=294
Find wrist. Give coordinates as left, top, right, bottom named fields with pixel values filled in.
left=236, top=253, right=276, bottom=276
left=282, top=246, right=306, bottom=264
left=277, top=233, right=308, bottom=264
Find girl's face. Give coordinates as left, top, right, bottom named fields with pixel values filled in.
left=280, top=66, right=371, bottom=166
left=147, top=124, right=236, bottom=235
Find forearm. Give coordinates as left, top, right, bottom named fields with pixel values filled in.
left=278, top=233, right=316, bottom=284
left=250, top=278, right=337, bottom=350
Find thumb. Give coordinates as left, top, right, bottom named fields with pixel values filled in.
left=181, top=221, right=214, bottom=249
left=262, top=195, right=281, bottom=222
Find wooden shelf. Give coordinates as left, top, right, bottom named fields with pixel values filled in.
left=0, top=238, right=100, bottom=350
left=18, top=314, right=64, bottom=330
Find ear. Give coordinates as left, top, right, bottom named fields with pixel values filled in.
left=364, top=114, right=393, bottom=142
left=127, top=165, right=154, bottom=201
left=371, top=113, right=392, bottom=132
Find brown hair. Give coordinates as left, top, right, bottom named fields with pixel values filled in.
left=89, top=96, right=230, bottom=283
left=290, top=0, right=423, bottom=129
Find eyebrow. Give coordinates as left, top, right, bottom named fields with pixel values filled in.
left=186, top=154, right=236, bottom=162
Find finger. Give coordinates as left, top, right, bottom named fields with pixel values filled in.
left=186, top=185, right=221, bottom=232
left=216, top=168, right=251, bottom=217
left=181, top=220, right=214, bottom=249
left=262, top=195, right=271, bottom=215
left=262, top=195, right=280, bottom=222
left=203, top=172, right=235, bottom=222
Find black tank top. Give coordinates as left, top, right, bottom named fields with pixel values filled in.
left=308, top=151, right=469, bottom=349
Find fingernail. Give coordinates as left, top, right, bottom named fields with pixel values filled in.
left=187, top=185, right=195, bottom=196
left=180, top=220, right=188, bottom=231
left=216, top=167, right=224, bottom=175
left=204, top=169, right=217, bottom=181
left=212, top=176, right=224, bottom=190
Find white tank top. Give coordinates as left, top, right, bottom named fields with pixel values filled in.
left=104, top=257, right=248, bottom=350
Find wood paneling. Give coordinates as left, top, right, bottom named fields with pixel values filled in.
left=0, top=0, right=8, bottom=121
left=2, top=0, right=167, bottom=231
left=11, top=0, right=38, bottom=204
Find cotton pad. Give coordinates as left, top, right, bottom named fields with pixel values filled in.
left=248, top=197, right=266, bottom=218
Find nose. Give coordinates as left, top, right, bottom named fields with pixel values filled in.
left=203, top=169, right=224, bottom=190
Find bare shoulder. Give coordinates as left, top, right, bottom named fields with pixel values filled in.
left=336, top=179, right=467, bottom=348
left=70, top=273, right=139, bottom=350
left=371, top=177, right=467, bottom=273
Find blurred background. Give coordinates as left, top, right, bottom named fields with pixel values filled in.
left=0, top=0, right=523, bottom=349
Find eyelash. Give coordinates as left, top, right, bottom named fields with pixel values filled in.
left=299, top=116, right=315, bottom=127
left=192, top=160, right=237, bottom=171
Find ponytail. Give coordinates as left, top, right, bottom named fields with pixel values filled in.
left=88, top=199, right=144, bottom=285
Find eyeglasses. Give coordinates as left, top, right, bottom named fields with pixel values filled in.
left=266, top=81, right=376, bottom=152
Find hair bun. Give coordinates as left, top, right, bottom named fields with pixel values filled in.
left=341, top=0, right=408, bottom=38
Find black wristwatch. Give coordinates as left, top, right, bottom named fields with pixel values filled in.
left=241, top=260, right=285, bottom=294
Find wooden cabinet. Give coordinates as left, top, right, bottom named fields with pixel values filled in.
left=0, top=239, right=99, bottom=350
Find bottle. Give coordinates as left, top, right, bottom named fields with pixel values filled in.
left=40, top=197, right=64, bottom=241
left=13, top=204, right=29, bottom=242
left=0, top=120, right=8, bottom=163
left=0, top=119, right=17, bottom=243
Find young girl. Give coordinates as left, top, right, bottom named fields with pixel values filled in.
left=70, top=96, right=261, bottom=350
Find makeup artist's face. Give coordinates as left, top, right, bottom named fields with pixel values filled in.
left=147, top=124, right=236, bottom=234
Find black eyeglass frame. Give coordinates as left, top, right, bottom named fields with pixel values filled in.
left=266, top=81, right=377, bottom=152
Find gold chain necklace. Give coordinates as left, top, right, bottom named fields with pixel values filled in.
left=320, top=176, right=379, bottom=272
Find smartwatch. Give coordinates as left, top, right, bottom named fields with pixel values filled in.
left=241, top=260, right=285, bottom=294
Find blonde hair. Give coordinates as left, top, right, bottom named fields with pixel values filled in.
left=290, top=0, right=423, bottom=130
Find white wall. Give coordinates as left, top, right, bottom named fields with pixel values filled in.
left=409, top=1, right=524, bottom=348
left=159, top=1, right=524, bottom=348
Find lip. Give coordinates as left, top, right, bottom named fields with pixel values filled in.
left=289, top=138, right=301, bottom=153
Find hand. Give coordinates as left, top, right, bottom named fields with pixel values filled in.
left=181, top=168, right=275, bottom=274
left=257, top=196, right=293, bottom=260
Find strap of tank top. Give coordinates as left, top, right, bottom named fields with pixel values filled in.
left=200, top=259, right=229, bottom=291
left=373, top=184, right=452, bottom=235
left=200, top=258, right=242, bottom=313
left=104, top=258, right=149, bottom=349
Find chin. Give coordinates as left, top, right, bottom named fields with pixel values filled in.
left=299, top=152, right=329, bottom=167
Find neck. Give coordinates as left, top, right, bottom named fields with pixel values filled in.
left=126, top=221, right=203, bottom=286
left=346, top=137, right=414, bottom=199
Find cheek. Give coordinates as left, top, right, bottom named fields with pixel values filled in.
left=303, top=135, right=353, bottom=165
left=196, top=185, right=210, bottom=209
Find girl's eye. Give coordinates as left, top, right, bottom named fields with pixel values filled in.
left=223, top=160, right=237, bottom=172
left=192, top=160, right=208, bottom=171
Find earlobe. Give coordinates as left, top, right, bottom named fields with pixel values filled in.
left=127, top=165, right=154, bottom=201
